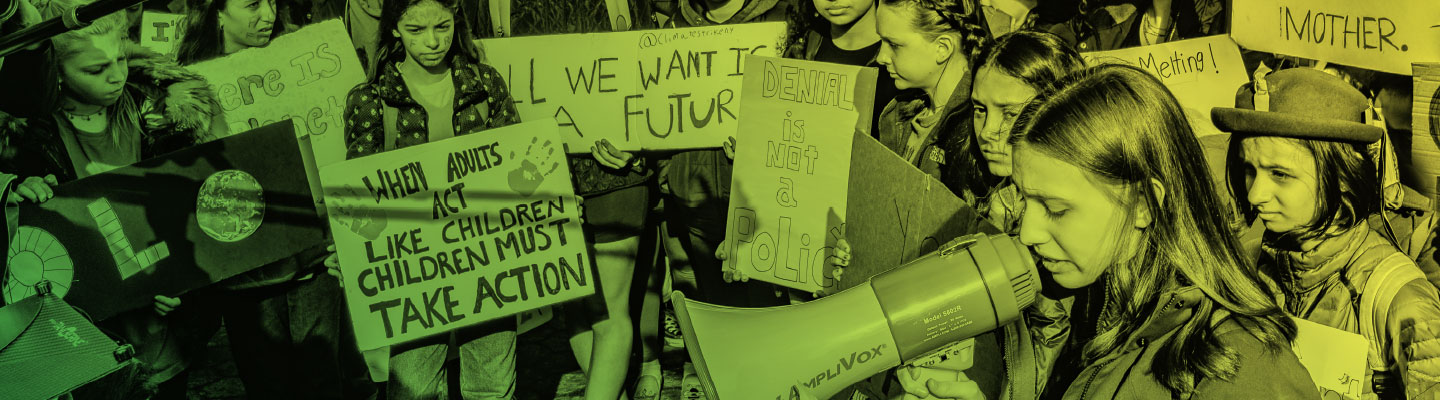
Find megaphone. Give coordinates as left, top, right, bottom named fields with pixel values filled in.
left=672, top=232, right=1039, bottom=400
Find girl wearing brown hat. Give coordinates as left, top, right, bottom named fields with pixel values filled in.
left=1216, top=67, right=1440, bottom=400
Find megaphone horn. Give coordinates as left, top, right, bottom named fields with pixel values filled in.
left=672, top=232, right=1039, bottom=400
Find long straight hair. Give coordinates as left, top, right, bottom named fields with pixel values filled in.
left=370, top=0, right=483, bottom=81
left=1010, top=64, right=1297, bottom=396
left=879, top=0, right=994, bottom=201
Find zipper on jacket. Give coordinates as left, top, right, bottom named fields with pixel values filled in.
left=1004, top=325, right=1018, bottom=400
left=1078, top=357, right=1115, bottom=399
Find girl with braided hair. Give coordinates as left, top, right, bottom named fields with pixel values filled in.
left=874, top=0, right=992, bottom=205
left=868, top=1, right=1014, bottom=398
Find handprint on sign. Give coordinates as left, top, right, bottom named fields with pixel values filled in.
left=327, top=186, right=389, bottom=240
left=508, top=137, right=561, bottom=196
left=776, top=177, right=798, bottom=207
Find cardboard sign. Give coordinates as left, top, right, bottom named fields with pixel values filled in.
left=187, top=19, right=362, bottom=211
left=721, top=55, right=876, bottom=293
left=323, top=119, right=593, bottom=350
left=477, top=22, right=788, bottom=152
left=139, top=12, right=185, bottom=57
left=1291, top=317, right=1369, bottom=400
left=1410, top=63, right=1440, bottom=200
left=1083, top=35, right=1248, bottom=138
left=837, top=134, right=993, bottom=291
left=1, top=122, right=324, bottom=321
left=1231, top=0, right=1440, bottom=76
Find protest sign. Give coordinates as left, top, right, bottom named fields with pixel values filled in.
left=478, top=22, right=788, bottom=152
left=139, top=12, right=184, bottom=57
left=1083, top=35, right=1248, bottom=138
left=721, top=55, right=876, bottom=293
left=1231, top=0, right=1440, bottom=76
left=323, top=119, right=593, bottom=350
left=187, top=19, right=362, bottom=212
left=837, top=134, right=993, bottom=291
left=1411, top=63, right=1440, bottom=201
left=1, top=122, right=323, bottom=320
left=1291, top=317, right=1368, bottom=400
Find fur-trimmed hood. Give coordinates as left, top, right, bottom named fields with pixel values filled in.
left=121, top=41, right=226, bottom=142
left=0, top=41, right=221, bottom=140
left=0, top=40, right=220, bottom=182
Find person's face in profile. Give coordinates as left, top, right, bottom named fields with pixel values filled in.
left=394, top=0, right=455, bottom=70
left=219, top=0, right=277, bottom=52
left=875, top=3, right=960, bottom=92
left=59, top=33, right=129, bottom=107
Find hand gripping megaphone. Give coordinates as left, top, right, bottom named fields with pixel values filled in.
left=671, top=232, right=1039, bottom=400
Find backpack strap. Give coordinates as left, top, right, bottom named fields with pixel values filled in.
left=1358, top=252, right=1427, bottom=373
left=382, top=103, right=398, bottom=152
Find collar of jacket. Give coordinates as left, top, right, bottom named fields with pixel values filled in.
left=1263, top=224, right=1386, bottom=291
left=1126, top=286, right=1213, bottom=345
left=374, top=58, right=491, bottom=108
left=897, top=69, right=975, bottom=133
left=678, top=0, right=782, bottom=26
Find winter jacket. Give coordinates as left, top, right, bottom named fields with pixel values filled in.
left=1371, top=187, right=1440, bottom=292
left=1261, top=224, right=1440, bottom=400
left=0, top=43, right=218, bottom=183
left=1044, top=286, right=1318, bottom=399
left=999, top=292, right=1073, bottom=400
left=875, top=76, right=995, bottom=205
left=343, top=58, right=519, bottom=159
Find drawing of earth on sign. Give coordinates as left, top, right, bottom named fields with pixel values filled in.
left=4, top=226, right=74, bottom=303
left=196, top=170, right=266, bottom=242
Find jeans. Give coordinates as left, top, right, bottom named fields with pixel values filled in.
left=388, top=319, right=518, bottom=400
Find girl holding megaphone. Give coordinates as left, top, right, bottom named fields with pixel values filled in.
left=991, top=64, right=1315, bottom=398
left=844, top=64, right=1320, bottom=399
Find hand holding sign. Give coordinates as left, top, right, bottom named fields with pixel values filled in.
left=716, top=238, right=749, bottom=283
left=8, top=175, right=57, bottom=204
left=153, top=295, right=182, bottom=317
left=590, top=139, right=634, bottom=170
left=817, top=226, right=850, bottom=297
